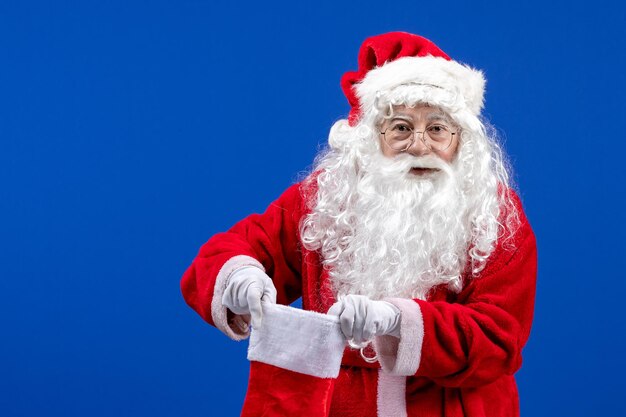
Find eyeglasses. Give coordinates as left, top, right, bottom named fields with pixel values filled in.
left=380, top=121, right=457, bottom=152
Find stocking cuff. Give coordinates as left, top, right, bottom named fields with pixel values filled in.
left=247, top=303, right=345, bottom=378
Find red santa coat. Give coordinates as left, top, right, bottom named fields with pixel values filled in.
left=181, top=179, right=537, bottom=417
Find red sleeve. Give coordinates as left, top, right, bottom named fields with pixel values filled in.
left=375, top=192, right=537, bottom=387
left=180, top=182, right=304, bottom=340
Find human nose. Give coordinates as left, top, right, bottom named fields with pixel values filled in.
left=406, top=131, right=431, bottom=156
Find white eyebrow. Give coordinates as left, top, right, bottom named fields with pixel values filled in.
left=389, top=115, right=413, bottom=122
left=426, top=112, right=452, bottom=124
left=390, top=112, right=453, bottom=125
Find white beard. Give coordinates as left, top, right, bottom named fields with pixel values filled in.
left=302, top=150, right=471, bottom=301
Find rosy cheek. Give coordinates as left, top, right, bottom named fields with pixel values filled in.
left=380, top=143, right=395, bottom=158
left=444, top=145, right=459, bottom=162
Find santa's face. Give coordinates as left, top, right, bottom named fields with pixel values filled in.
left=377, top=104, right=460, bottom=173
left=301, top=103, right=506, bottom=300
left=301, top=107, right=470, bottom=300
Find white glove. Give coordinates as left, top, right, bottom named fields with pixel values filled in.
left=221, top=266, right=277, bottom=330
left=327, top=295, right=401, bottom=346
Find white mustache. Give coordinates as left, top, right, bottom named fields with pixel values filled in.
left=396, top=155, right=448, bottom=171
left=366, top=153, right=454, bottom=180
left=411, top=161, right=440, bottom=169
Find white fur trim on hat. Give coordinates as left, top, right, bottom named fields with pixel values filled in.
left=355, top=55, right=486, bottom=117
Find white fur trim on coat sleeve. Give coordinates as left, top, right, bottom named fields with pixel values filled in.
left=247, top=303, right=346, bottom=378
left=373, top=298, right=424, bottom=376
left=211, top=255, right=265, bottom=341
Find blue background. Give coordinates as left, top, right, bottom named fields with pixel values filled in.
left=2, top=1, right=625, bottom=416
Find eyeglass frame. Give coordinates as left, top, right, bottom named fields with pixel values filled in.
left=379, top=123, right=458, bottom=152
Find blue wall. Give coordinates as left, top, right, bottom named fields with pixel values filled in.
left=1, top=1, right=624, bottom=415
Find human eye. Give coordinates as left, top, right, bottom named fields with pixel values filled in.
left=390, top=122, right=412, bottom=133
left=427, top=124, right=449, bottom=135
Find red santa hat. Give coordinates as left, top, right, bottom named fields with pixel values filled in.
left=341, top=32, right=486, bottom=126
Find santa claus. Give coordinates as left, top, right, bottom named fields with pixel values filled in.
left=181, top=32, right=537, bottom=417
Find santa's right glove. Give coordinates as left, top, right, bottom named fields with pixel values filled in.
left=221, top=266, right=277, bottom=330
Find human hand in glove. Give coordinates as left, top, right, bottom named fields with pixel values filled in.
left=221, top=266, right=277, bottom=330
left=327, top=294, right=401, bottom=346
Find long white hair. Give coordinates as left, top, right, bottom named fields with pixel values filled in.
left=300, top=90, right=520, bottom=300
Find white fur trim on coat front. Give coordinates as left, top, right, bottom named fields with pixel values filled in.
left=373, top=298, right=424, bottom=376
left=247, top=303, right=346, bottom=378
left=355, top=55, right=486, bottom=117
left=377, top=370, right=408, bottom=417
left=211, top=255, right=265, bottom=341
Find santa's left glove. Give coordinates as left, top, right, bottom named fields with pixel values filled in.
left=327, top=295, right=401, bottom=346
left=222, top=266, right=277, bottom=330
